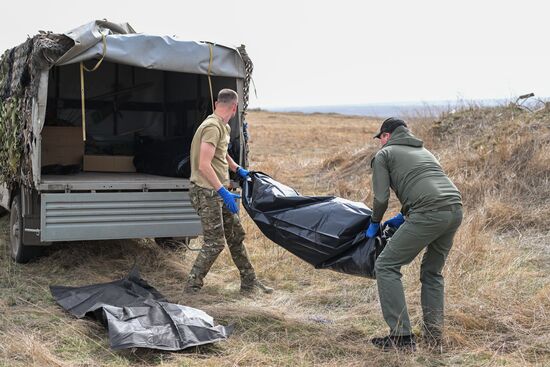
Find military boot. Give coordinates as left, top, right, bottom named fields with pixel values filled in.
left=371, top=335, right=416, bottom=352
left=421, top=326, right=443, bottom=353
left=240, top=278, right=274, bottom=295
left=183, top=272, right=204, bottom=294
left=183, top=283, right=201, bottom=294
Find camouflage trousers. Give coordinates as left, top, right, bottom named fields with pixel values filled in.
left=186, top=183, right=256, bottom=289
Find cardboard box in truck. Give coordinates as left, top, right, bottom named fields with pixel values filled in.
left=83, top=155, right=136, bottom=173
left=41, top=126, right=84, bottom=167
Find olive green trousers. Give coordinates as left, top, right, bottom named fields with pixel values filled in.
left=375, top=206, right=463, bottom=338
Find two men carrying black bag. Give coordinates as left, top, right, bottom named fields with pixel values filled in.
left=184, top=92, right=462, bottom=352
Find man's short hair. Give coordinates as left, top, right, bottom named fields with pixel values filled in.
left=217, top=89, right=238, bottom=105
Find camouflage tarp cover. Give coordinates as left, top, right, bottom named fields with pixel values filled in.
left=0, top=33, right=73, bottom=188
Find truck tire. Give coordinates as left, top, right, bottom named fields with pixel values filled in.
left=9, top=194, right=43, bottom=263
left=0, top=207, right=7, bottom=217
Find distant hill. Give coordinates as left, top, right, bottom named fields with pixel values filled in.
left=264, top=98, right=545, bottom=118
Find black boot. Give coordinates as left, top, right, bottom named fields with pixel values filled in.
left=371, top=335, right=416, bottom=351
left=421, top=334, right=443, bottom=353
left=421, top=325, right=443, bottom=352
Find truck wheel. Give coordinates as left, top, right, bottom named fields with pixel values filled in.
left=9, top=195, right=42, bottom=263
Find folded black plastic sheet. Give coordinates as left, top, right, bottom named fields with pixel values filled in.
left=242, top=172, right=390, bottom=278
left=50, top=267, right=232, bottom=350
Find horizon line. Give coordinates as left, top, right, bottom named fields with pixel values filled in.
left=253, top=95, right=549, bottom=111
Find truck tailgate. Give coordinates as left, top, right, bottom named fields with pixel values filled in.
left=41, top=192, right=201, bottom=242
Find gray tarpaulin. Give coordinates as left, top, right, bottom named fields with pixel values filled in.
left=50, top=267, right=232, bottom=351
left=55, top=20, right=246, bottom=78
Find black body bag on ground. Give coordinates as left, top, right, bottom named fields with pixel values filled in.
left=50, top=267, right=232, bottom=351
left=241, top=172, right=394, bottom=278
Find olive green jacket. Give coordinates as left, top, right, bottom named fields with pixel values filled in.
left=370, top=126, right=462, bottom=223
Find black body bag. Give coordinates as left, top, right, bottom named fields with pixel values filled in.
left=50, top=267, right=232, bottom=351
left=242, top=172, right=394, bottom=278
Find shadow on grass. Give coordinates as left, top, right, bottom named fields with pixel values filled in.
left=116, top=342, right=226, bottom=365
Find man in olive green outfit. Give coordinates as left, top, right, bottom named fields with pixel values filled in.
left=366, top=117, right=463, bottom=351
left=184, top=89, right=273, bottom=295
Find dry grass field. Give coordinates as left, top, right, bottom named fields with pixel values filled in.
left=1, top=106, right=549, bottom=366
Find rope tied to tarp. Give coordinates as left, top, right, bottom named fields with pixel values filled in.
left=207, top=43, right=215, bottom=113
left=80, top=33, right=107, bottom=141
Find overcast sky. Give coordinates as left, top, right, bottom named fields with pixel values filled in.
left=2, top=0, right=549, bottom=108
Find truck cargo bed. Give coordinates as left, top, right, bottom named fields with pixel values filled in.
left=38, top=172, right=189, bottom=191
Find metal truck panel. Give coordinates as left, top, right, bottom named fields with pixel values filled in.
left=38, top=173, right=189, bottom=192
left=41, top=191, right=201, bottom=242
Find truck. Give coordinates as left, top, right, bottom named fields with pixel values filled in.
left=0, top=20, right=252, bottom=262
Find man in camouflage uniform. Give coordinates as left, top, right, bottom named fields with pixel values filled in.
left=184, top=88, right=273, bottom=295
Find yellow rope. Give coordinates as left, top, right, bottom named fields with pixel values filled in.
left=207, top=43, right=215, bottom=112
left=80, top=33, right=107, bottom=141
left=80, top=62, right=86, bottom=141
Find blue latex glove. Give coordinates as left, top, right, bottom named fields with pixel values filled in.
left=384, top=213, right=405, bottom=229
left=236, top=166, right=250, bottom=179
left=217, top=187, right=241, bottom=214
left=365, top=222, right=380, bottom=238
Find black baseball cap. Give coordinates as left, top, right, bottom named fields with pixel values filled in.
left=373, top=117, right=408, bottom=139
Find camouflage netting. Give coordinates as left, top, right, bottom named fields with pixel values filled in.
left=236, top=45, right=254, bottom=168
left=236, top=45, right=253, bottom=120
left=0, top=33, right=73, bottom=189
